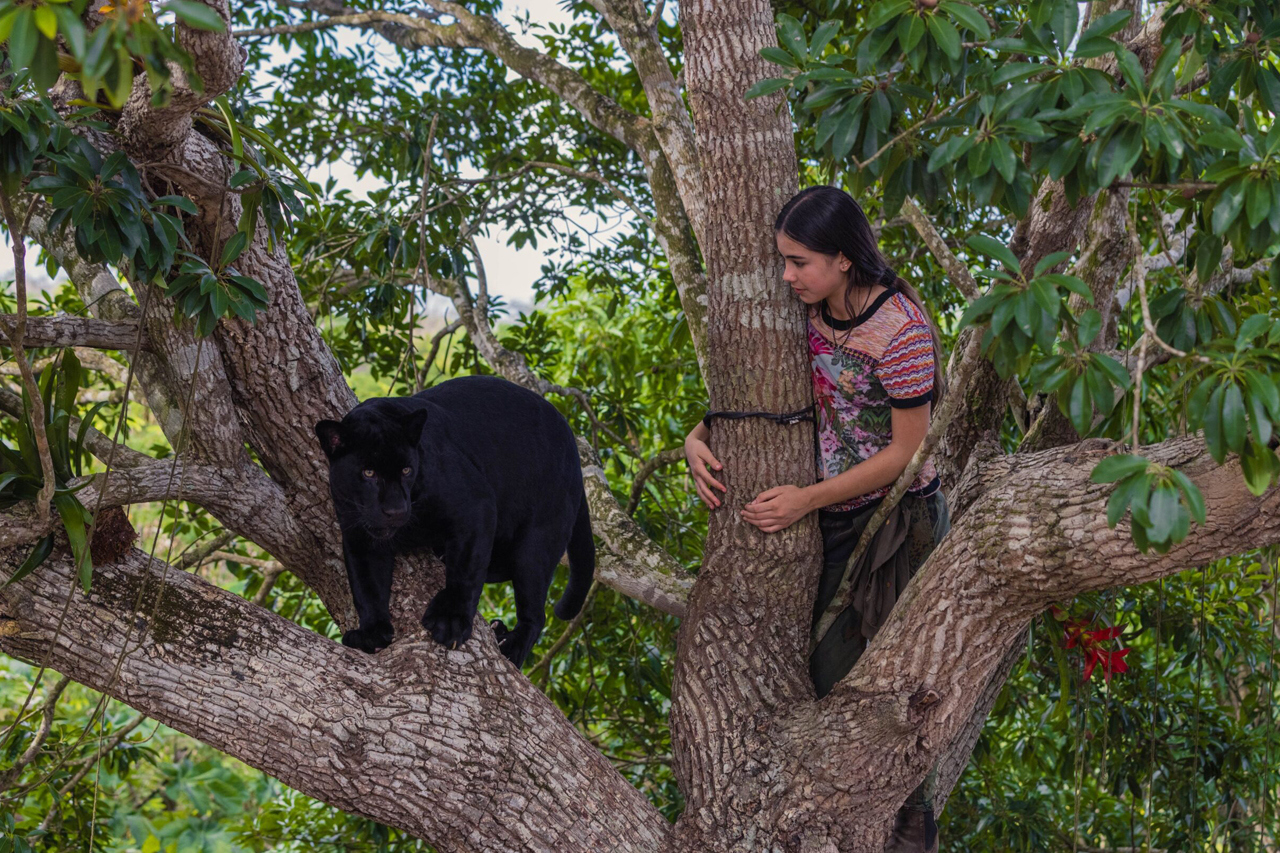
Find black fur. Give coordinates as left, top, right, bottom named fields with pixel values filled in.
left=315, top=375, right=595, bottom=666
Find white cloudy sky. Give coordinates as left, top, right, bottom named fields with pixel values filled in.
left=2, top=0, right=628, bottom=315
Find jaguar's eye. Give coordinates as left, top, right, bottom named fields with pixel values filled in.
left=402, top=467, right=412, bottom=476
left=362, top=469, right=376, bottom=479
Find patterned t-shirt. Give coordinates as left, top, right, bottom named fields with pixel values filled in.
left=810, top=287, right=941, bottom=512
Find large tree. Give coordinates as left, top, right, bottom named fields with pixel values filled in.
left=1, top=0, right=1278, bottom=850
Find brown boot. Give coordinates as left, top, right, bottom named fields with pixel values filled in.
left=884, top=802, right=938, bottom=853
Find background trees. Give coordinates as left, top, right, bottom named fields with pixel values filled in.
left=0, top=0, right=1278, bottom=850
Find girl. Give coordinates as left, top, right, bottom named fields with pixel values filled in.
left=683, top=185, right=950, bottom=853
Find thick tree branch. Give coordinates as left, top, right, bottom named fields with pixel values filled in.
left=116, top=0, right=248, bottom=155
left=0, top=546, right=670, bottom=853
left=0, top=316, right=148, bottom=352
left=805, top=434, right=1280, bottom=843
left=580, top=441, right=693, bottom=617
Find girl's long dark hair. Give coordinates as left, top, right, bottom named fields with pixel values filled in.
left=774, top=186, right=947, bottom=406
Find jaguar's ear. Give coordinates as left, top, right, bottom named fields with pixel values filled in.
left=404, top=409, right=428, bottom=446
left=315, top=420, right=345, bottom=460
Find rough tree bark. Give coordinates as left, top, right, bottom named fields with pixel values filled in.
left=2, top=1, right=1278, bottom=852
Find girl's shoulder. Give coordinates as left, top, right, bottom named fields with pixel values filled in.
left=885, top=289, right=928, bottom=327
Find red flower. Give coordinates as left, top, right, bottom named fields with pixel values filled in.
left=1083, top=646, right=1130, bottom=682
left=1058, top=613, right=1132, bottom=682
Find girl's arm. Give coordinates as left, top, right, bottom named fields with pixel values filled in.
left=741, top=404, right=930, bottom=532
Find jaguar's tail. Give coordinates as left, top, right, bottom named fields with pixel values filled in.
left=554, top=490, right=595, bottom=620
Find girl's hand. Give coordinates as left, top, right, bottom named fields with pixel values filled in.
left=684, top=435, right=727, bottom=508
left=741, top=485, right=812, bottom=533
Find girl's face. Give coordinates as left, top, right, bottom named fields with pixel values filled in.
left=775, top=231, right=850, bottom=308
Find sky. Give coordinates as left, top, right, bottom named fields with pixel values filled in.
left=1, top=0, right=616, bottom=317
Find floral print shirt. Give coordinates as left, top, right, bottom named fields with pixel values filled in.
left=810, top=288, right=940, bottom=512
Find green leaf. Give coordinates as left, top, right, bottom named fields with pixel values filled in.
left=831, top=102, right=863, bottom=160
left=1043, top=274, right=1091, bottom=301
left=1092, top=354, right=1131, bottom=389
left=1013, top=291, right=1036, bottom=337
left=1105, top=472, right=1146, bottom=527
left=1079, top=9, right=1132, bottom=42
left=870, top=89, right=891, bottom=133
left=2, top=535, right=54, bottom=589
left=0, top=7, right=21, bottom=45
left=1115, top=49, right=1146, bottom=94
left=1168, top=470, right=1206, bottom=524
left=865, top=0, right=912, bottom=31
left=1195, top=237, right=1224, bottom=285
left=1077, top=308, right=1102, bottom=346
left=1067, top=373, right=1093, bottom=435
left=1049, top=0, right=1079, bottom=54
left=1204, top=383, right=1226, bottom=461
left=927, top=134, right=972, bottom=172
left=153, top=194, right=199, bottom=215
left=52, top=492, right=92, bottom=593
left=898, top=13, right=927, bottom=53
left=1239, top=441, right=1280, bottom=496
left=1197, top=128, right=1246, bottom=152
left=991, top=295, right=1017, bottom=336
left=1074, top=35, right=1120, bottom=59
left=1129, top=472, right=1155, bottom=526
left=56, top=350, right=80, bottom=424
left=1091, top=454, right=1150, bottom=483
left=1097, top=125, right=1142, bottom=188
left=7, top=12, right=38, bottom=73
left=926, top=13, right=962, bottom=60
left=53, top=6, right=84, bottom=57
left=990, top=139, right=1017, bottom=182
left=1243, top=370, right=1280, bottom=422
left=744, top=77, right=791, bottom=99
left=1086, top=364, right=1114, bottom=414
left=939, top=0, right=991, bottom=39
left=32, top=4, right=55, bottom=39
left=809, top=20, right=842, bottom=56
left=219, top=231, right=248, bottom=268
left=759, top=46, right=800, bottom=69
left=1210, top=183, right=1245, bottom=235
left=163, top=0, right=227, bottom=32
left=1145, top=484, right=1181, bottom=543
left=1029, top=277, right=1058, bottom=314
left=967, top=140, right=992, bottom=177
left=1033, top=251, right=1072, bottom=277
left=1246, top=386, right=1272, bottom=448
left=74, top=401, right=109, bottom=478
left=108, top=45, right=134, bottom=109
left=966, top=234, right=1020, bottom=273
left=1222, top=382, right=1246, bottom=453
left=1236, top=313, right=1270, bottom=346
